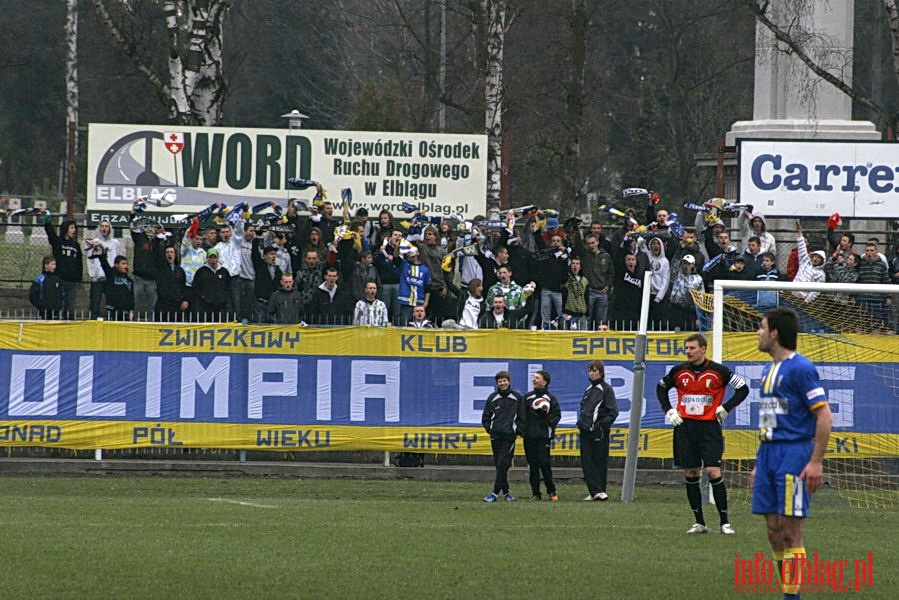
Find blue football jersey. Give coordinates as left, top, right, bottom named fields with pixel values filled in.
left=758, top=352, right=827, bottom=442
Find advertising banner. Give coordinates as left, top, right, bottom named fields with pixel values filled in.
left=1, top=323, right=896, bottom=457
left=738, top=139, right=899, bottom=218
left=86, top=124, right=487, bottom=225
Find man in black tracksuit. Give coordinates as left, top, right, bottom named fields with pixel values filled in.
left=578, top=360, right=619, bottom=501
left=481, top=370, right=523, bottom=502
left=517, top=370, right=562, bottom=501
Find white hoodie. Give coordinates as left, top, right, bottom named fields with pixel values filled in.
left=86, top=225, right=124, bottom=282
left=637, top=236, right=670, bottom=302
left=794, top=234, right=825, bottom=302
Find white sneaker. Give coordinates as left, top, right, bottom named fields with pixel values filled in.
left=593, top=492, right=609, bottom=501
left=583, top=494, right=595, bottom=501
left=720, top=523, right=736, bottom=535
left=686, top=523, right=708, bottom=534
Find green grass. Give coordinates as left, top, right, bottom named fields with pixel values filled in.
left=0, top=476, right=895, bottom=599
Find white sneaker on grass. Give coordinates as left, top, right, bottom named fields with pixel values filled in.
left=720, top=523, right=736, bottom=534
left=686, top=523, right=708, bottom=534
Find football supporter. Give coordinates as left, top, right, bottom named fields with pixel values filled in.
left=656, top=333, right=748, bottom=534
left=753, top=308, right=832, bottom=599
left=353, top=281, right=389, bottom=327
left=42, top=211, right=83, bottom=319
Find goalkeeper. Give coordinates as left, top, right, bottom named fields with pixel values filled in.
left=657, top=333, right=748, bottom=534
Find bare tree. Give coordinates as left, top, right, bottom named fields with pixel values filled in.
left=91, top=0, right=230, bottom=125
left=485, top=0, right=508, bottom=214
left=65, top=0, right=79, bottom=219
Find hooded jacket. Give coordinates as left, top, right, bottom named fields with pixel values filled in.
left=740, top=211, right=777, bottom=255
left=794, top=234, right=826, bottom=302
left=44, top=219, right=83, bottom=284
left=637, top=236, right=670, bottom=302
left=85, top=225, right=124, bottom=282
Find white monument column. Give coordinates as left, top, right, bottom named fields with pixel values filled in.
left=727, top=0, right=880, bottom=143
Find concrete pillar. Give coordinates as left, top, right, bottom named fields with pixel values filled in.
left=728, top=0, right=879, bottom=143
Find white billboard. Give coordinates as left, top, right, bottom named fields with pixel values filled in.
left=738, top=139, right=897, bottom=218
left=86, top=124, right=487, bottom=224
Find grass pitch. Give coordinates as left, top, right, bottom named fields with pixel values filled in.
left=0, top=476, right=894, bottom=599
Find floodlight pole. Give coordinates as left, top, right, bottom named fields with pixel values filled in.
left=621, top=270, right=653, bottom=503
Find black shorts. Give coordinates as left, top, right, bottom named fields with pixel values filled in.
left=673, top=419, right=724, bottom=469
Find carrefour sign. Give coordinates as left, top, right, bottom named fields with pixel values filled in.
left=86, top=123, right=487, bottom=222
left=738, top=139, right=897, bottom=218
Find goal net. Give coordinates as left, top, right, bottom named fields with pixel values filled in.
left=691, top=280, right=899, bottom=509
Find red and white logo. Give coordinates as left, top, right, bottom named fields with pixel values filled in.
left=164, top=132, right=184, bottom=155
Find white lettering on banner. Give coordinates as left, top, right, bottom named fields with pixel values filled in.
left=817, top=366, right=855, bottom=428
left=734, top=365, right=765, bottom=427
left=76, top=356, right=126, bottom=417
left=179, top=357, right=231, bottom=419
left=317, top=360, right=331, bottom=420
left=9, top=354, right=60, bottom=416
left=350, top=360, right=401, bottom=422
left=146, top=356, right=162, bottom=418
left=603, top=365, right=645, bottom=426
left=458, top=362, right=508, bottom=424
left=734, top=365, right=854, bottom=428
left=247, top=358, right=298, bottom=420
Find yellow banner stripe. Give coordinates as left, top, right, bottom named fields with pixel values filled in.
left=1, top=421, right=895, bottom=458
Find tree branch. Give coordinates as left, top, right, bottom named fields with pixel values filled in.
left=743, top=0, right=893, bottom=127
left=91, top=0, right=170, bottom=105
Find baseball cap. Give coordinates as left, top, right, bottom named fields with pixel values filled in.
left=733, top=255, right=746, bottom=263
left=545, top=217, right=560, bottom=229
left=681, top=254, right=695, bottom=264
left=206, top=248, right=219, bottom=257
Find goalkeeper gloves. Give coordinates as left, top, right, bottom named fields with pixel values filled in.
left=715, top=406, right=728, bottom=424
left=666, top=409, right=684, bottom=427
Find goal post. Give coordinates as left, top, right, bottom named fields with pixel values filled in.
left=695, top=279, right=899, bottom=509
left=621, top=270, right=653, bottom=504
left=710, top=279, right=899, bottom=364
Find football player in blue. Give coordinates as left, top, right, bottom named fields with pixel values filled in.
left=753, top=308, right=832, bottom=600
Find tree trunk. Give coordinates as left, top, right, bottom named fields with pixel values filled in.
left=92, top=0, right=229, bottom=126
left=485, top=0, right=506, bottom=216
left=564, top=0, right=590, bottom=213
left=65, top=0, right=79, bottom=219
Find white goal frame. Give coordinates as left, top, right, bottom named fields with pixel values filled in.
left=711, top=280, right=898, bottom=363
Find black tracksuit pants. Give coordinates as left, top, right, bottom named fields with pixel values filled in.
left=579, top=430, right=610, bottom=495
left=490, top=438, right=515, bottom=494
left=523, top=437, right=555, bottom=496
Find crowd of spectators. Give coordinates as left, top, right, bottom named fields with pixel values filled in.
left=25, top=194, right=899, bottom=332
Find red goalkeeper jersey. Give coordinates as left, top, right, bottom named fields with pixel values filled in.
left=657, top=359, right=747, bottom=421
